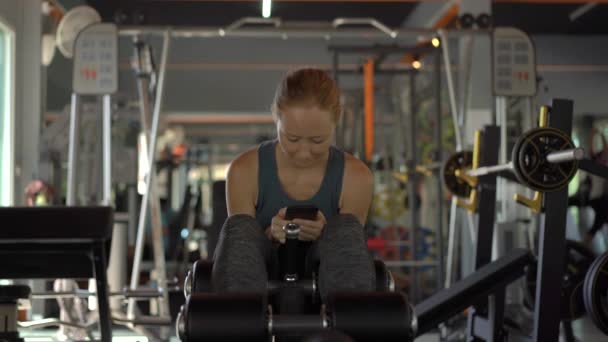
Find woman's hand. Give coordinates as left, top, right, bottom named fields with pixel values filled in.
left=268, top=207, right=289, bottom=244
left=266, top=208, right=327, bottom=243
left=293, top=211, right=326, bottom=241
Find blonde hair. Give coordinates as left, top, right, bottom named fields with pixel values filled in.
left=271, top=68, right=341, bottom=123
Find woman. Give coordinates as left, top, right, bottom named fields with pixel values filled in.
left=212, top=68, right=376, bottom=300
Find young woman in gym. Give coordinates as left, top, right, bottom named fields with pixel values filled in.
left=211, top=68, right=376, bottom=299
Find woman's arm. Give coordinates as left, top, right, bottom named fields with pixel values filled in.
left=225, top=148, right=258, bottom=217
left=339, top=154, right=374, bottom=225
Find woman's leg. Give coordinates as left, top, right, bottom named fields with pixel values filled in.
left=315, top=214, right=375, bottom=301
left=211, top=214, right=273, bottom=292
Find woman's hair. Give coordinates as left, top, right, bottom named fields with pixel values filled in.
left=271, top=68, right=342, bottom=123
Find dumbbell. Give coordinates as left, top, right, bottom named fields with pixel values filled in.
left=176, top=291, right=417, bottom=342
left=0, top=285, right=31, bottom=342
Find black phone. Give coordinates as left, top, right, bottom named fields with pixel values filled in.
left=285, top=205, right=319, bottom=221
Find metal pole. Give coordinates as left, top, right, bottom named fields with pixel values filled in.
left=118, top=24, right=490, bottom=39
left=102, top=95, right=112, bottom=205
left=434, top=50, right=444, bottom=292
left=438, top=29, right=462, bottom=151
left=128, top=30, right=171, bottom=321
left=458, top=36, right=475, bottom=138
left=66, top=93, right=80, bottom=206
left=332, top=52, right=344, bottom=149
left=445, top=197, right=459, bottom=288
left=407, top=71, right=419, bottom=302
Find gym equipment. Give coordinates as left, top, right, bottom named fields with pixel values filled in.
left=583, top=251, right=608, bottom=335
left=301, top=330, right=354, bottom=342
left=0, top=207, right=114, bottom=342
left=0, top=285, right=31, bottom=342
left=476, top=14, right=492, bottom=29
left=178, top=248, right=533, bottom=341
left=459, top=14, right=476, bottom=29
left=284, top=223, right=302, bottom=282
left=524, top=240, right=595, bottom=321
left=444, top=127, right=584, bottom=195
left=442, top=151, right=474, bottom=198
left=127, top=33, right=173, bottom=329
left=331, top=42, right=445, bottom=302
left=177, top=291, right=415, bottom=342
left=184, top=257, right=393, bottom=298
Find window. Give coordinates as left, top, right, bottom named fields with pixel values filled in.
left=0, top=20, right=14, bottom=205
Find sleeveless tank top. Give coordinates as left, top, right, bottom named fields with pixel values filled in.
left=254, top=140, right=345, bottom=230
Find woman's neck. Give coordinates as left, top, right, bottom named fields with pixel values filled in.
left=275, top=145, right=330, bottom=172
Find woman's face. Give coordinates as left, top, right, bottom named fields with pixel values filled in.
left=276, top=105, right=335, bottom=168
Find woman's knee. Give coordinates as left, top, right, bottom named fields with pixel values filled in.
left=220, top=214, right=264, bottom=239
left=321, top=213, right=366, bottom=245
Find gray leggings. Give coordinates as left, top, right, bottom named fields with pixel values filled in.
left=211, top=213, right=375, bottom=301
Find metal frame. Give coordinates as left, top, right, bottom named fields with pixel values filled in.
left=531, top=99, right=572, bottom=342
left=329, top=42, right=444, bottom=303
left=116, top=17, right=490, bottom=40
left=465, top=125, right=504, bottom=342
left=465, top=100, right=576, bottom=342
left=127, top=32, right=172, bottom=333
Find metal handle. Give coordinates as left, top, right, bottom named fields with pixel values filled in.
left=466, top=148, right=584, bottom=177
left=332, top=18, right=396, bottom=38
left=466, top=162, right=513, bottom=177
left=226, top=17, right=282, bottom=31
left=546, top=148, right=584, bottom=163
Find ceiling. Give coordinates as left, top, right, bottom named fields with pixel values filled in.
left=76, top=0, right=608, bottom=34
left=46, top=0, right=608, bottom=145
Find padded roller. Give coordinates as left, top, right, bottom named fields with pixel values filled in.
left=183, top=293, right=268, bottom=342
left=191, top=260, right=213, bottom=293
left=329, top=292, right=414, bottom=342
left=373, top=259, right=394, bottom=292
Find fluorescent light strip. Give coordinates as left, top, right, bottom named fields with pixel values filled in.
left=262, top=0, right=272, bottom=18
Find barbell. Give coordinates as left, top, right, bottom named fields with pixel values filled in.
left=444, top=127, right=583, bottom=195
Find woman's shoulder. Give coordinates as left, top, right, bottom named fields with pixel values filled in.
left=227, top=146, right=259, bottom=178
left=341, top=151, right=373, bottom=184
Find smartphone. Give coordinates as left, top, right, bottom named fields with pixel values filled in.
left=285, top=205, right=319, bottom=221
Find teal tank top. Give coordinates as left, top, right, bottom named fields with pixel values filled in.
left=255, top=140, right=345, bottom=230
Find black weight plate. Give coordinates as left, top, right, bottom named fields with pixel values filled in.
left=512, top=127, right=577, bottom=192
left=524, top=240, right=595, bottom=321
left=584, top=251, right=608, bottom=335
left=443, top=151, right=473, bottom=198
left=459, top=13, right=475, bottom=29
left=476, top=14, right=492, bottom=29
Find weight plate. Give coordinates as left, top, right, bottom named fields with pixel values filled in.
left=443, top=151, right=474, bottom=198
left=476, top=14, right=492, bottom=29
left=512, top=127, right=577, bottom=192
left=459, top=13, right=475, bottom=29
left=583, top=251, right=608, bottom=334
left=524, top=240, right=595, bottom=321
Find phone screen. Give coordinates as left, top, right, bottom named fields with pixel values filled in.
left=285, top=205, right=319, bottom=221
